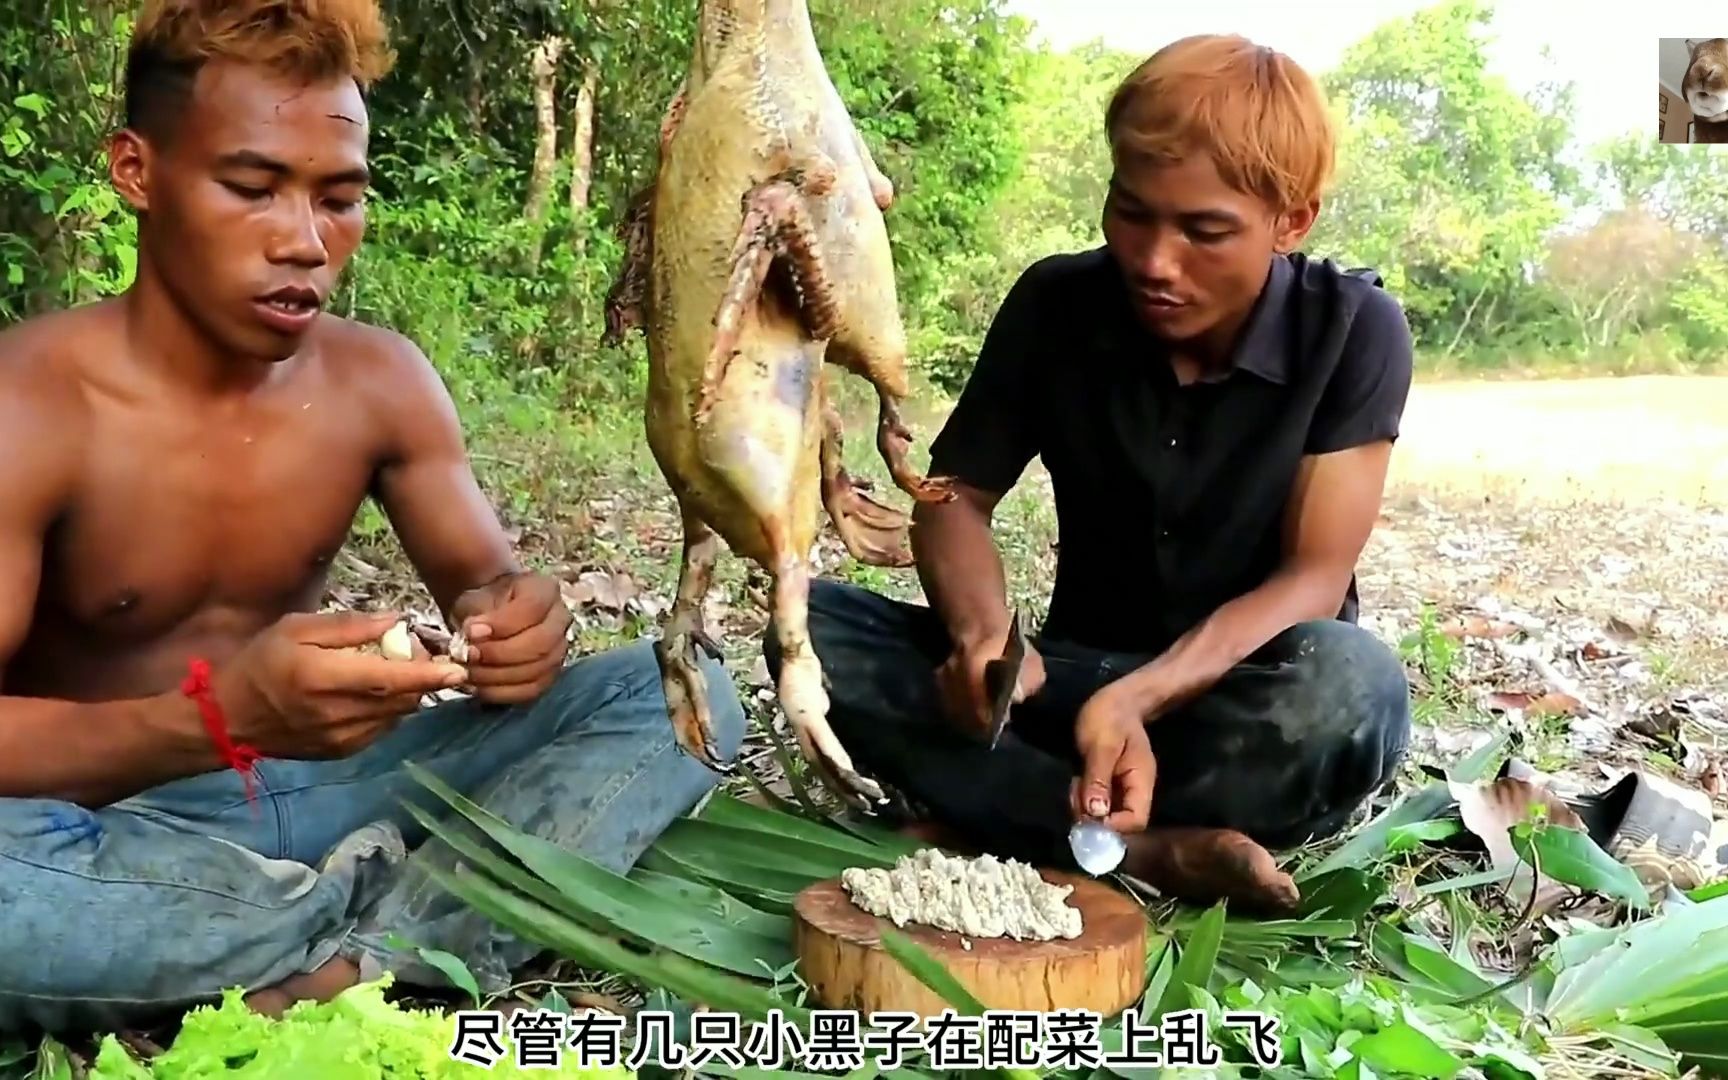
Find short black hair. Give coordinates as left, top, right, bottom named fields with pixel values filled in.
left=121, top=0, right=397, bottom=141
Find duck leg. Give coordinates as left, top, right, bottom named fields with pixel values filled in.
left=656, top=513, right=730, bottom=773
left=874, top=385, right=956, bottom=504
left=769, top=550, right=886, bottom=809
left=819, top=378, right=914, bottom=567
left=698, top=169, right=843, bottom=427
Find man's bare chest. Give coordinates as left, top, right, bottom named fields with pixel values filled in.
left=42, top=401, right=379, bottom=643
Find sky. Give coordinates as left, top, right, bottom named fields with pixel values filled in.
left=998, top=0, right=1700, bottom=154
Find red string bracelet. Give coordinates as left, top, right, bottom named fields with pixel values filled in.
left=181, top=657, right=263, bottom=810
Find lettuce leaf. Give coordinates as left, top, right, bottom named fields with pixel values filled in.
left=88, top=977, right=635, bottom=1079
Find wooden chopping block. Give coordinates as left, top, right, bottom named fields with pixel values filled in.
left=792, top=868, right=1147, bottom=1019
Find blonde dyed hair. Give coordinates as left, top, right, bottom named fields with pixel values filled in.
left=126, top=0, right=396, bottom=137
left=1106, top=34, right=1336, bottom=211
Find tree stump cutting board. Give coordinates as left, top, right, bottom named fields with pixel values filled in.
left=793, top=868, right=1147, bottom=1019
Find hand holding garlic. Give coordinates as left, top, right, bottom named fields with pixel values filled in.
left=209, top=610, right=469, bottom=761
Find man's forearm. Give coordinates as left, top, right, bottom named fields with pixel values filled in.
left=1114, top=564, right=1351, bottom=720
left=910, top=492, right=1014, bottom=648
left=0, top=691, right=221, bottom=808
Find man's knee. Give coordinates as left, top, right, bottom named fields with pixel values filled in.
left=1276, top=620, right=1410, bottom=722
left=548, top=639, right=746, bottom=757
left=1279, top=620, right=1412, bottom=790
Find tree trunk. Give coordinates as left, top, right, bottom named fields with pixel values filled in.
left=568, top=61, right=599, bottom=218
left=524, top=35, right=567, bottom=227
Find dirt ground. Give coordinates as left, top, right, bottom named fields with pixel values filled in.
left=1358, top=374, right=1728, bottom=801
left=339, top=371, right=1728, bottom=811
left=1387, top=374, right=1728, bottom=504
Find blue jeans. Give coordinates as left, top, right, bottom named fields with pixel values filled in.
left=765, top=580, right=1412, bottom=870
left=0, top=640, right=746, bottom=1034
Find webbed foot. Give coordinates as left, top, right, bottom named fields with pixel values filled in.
left=771, top=556, right=888, bottom=809
left=657, top=518, right=734, bottom=774
left=875, top=388, right=957, bottom=504
left=820, top=389, right=913, bottom=566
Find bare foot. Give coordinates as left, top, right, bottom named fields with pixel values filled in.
left=244, top=956, right=360, bottom=1017
left=1122, top=827, right=1300, bottom=915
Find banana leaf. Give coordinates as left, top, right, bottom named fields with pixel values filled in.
left=655, top=816, right=890, bottom=878
left=1531, top=894, right=1728, bottom=1075
left=697, top=795, right=913, bottom=864
left=625, top=867, right=792, bottom=938
left=404, top=764, right=795, bottom=976
left=423, top=856, right=811, bottom=1026
left=633, top=846, right=802, bottom=913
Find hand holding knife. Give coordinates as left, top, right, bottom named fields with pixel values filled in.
left=981, top=609, right=1029, bottom=749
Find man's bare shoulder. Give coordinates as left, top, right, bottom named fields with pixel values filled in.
left=0, top=309, right=99, bottom=448
left=315, top=316, right=458, bottom=416
left=0, top=307, right=100, bottom=521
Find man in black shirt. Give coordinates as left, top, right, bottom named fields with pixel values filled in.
left=766, top=34, right=1414, bottom=911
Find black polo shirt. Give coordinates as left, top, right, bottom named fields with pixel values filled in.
left=926, top=246, right=1413, bottom=656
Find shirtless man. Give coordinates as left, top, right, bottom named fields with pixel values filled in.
left=0, top=0, right=745, bottom=1031
left=765, top=34, right=1415, bottom=912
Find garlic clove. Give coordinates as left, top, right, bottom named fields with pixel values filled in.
left=1068, top=818, right=1127, bottom=876
left=378, top=620, right=416, bottom=661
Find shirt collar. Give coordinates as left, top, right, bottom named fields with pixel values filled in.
left=1228, top=254, right=1294, bottom=385
left=1093, top=251, right=1294, bottom=386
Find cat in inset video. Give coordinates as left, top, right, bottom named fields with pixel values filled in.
left=1683, top=38, right=1728, bottom=122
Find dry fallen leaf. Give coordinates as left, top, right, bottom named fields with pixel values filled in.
left=1449, top=775, right=1588, bottom=912
left=565, top=568, right=639, bottom=611
left=1486, top=690, right=1584, bottom=717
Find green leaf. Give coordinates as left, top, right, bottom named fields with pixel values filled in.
left=657, top=816, right=891, bottom=877
left=11, top=93, right=46, bottom=118
left=1295, top=867, right=1389, bottom=921
left=1508, top=820, right=1650, bottom=909
left=422, top=858, right=807, bottom=1026
left=625, top=866, right=791, bottom=938
left=380, top=931, right=481, bottom=1006
left=634, top=846, right=799, bottom=913
left=1152, top=900, right=1225, bottom=1022
left=1367, top=924, right=1501, bottom=1006
left=1542, top=895, right=1728, bottom=1028
left=405, top=763, right=794, bottom=976
left=1299, top=732, right=1506, bottom=881
left=1385, top=818, right=1463, bottom=852
left=876, top=928, right=1040, bottom=1080
left=27, top=1038, right=71, bottom=1080
left=698, top=793, right=912, bottom=862
left=877, top=927, right=986, bottom=1014
left=1416, top=865, right=1516, bottom=895
left=1347, top=1020, right=1466, bottom=1078
left=1592, top=1020, right=1679, bottom=1073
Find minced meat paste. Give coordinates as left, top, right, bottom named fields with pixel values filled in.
left=840, top=848, right=1083, bottom=941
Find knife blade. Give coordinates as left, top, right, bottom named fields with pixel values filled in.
left=981, top=609, right=1028, bottom=749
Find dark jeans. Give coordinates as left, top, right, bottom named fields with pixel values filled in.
left=764, top=579, right=1412, bottom=871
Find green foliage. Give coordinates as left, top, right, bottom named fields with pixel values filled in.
left=78, top=976, right=633, bottom=1077
left=6, top=0, right=1728, bottom=463
left=0, top=2, right=137, bottom=319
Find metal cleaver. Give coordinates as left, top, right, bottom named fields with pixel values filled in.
left=981, top=609, right=1028, bottom=749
